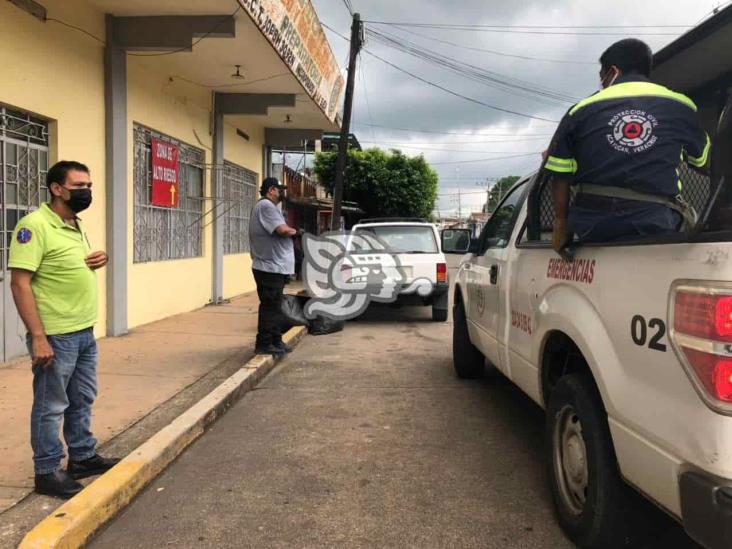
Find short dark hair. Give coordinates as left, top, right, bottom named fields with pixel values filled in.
left=46, top=160, right=90, bottom=188
left=600, top=39, right=653, bottom=77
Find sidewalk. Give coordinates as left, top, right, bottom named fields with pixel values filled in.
left=0, top=285, right=301, bottom=514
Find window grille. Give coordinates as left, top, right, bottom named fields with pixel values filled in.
left=222, top=161, right=257, bottom=255
left=133, top=124, right=205, bottom=263
left=0, top=106, right=50, bottom=270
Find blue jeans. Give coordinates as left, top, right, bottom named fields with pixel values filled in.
left=28, top=328, right=98, bottom=474
left=569, top=194, right=682, bottom=243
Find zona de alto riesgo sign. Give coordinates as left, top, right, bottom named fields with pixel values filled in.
left=238, top=0, right=345, bottom=122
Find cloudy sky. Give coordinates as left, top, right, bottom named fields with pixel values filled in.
left=308, top=0, right=721, bottom=216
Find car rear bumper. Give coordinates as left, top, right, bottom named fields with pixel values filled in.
left=679, top=469, right=732, bottom=549
left=396, top=282, right=449, bottom=305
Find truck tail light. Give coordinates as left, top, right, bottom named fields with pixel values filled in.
left=680, top=348, right=732, bottom=403
left=437, top=263, right=447, bottom=284
left=671, top=286, right=732, bottom=413
left=674, top=292, right=732, bottom=341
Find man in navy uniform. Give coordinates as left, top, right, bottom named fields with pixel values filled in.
left=545, top=39, right=711, bottom=255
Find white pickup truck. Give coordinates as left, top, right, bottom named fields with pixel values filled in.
left=443, top=104, right=732, bottom=548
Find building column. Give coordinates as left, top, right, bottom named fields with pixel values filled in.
left=104, top=15, right=128, bottom=336
left=212, top=104, right=225, bottom=304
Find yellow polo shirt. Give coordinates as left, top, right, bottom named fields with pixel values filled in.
left=8, top=203, right=97, bottom=335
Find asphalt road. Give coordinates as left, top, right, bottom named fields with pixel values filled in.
left=90, top=259, right=698, bottom=549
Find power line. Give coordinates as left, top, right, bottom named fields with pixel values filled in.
left=353, top=122, right=555, bottom=137
left=363, top=21, right=686, bottom=36
left=390, top=25, right=596, bottom=65
left=359, top=136, right=551, bottom=145
left=324, top=20, right=560, bottom=123
left=342, top=0, right=354, bottom=16
left=366, top=27, right=580, bottom=104
left=365, top=21, right=691, bottom=29
left=360, top=142, right=541, bottom=154
left=431, top=153, right=541, bottom=165
left=363, top=48, right=561, bottom=123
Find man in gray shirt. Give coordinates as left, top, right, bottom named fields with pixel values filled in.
left=249, top=177, right=297, bottom=355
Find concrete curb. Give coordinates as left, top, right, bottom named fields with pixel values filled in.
left=18, top=326, right=307, bottom=549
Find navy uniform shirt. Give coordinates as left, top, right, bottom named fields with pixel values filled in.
left=544, top=74, right=710, bottom=241
left=545, top=74, right=710, bottom=195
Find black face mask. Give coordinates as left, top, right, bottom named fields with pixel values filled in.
left=65, top=188, right=92, bottom=213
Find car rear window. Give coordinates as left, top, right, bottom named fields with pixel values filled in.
left=355, top=226, right=438, bottom=253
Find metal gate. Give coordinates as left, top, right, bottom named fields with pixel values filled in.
left=0, top=106, right=50, bottom=362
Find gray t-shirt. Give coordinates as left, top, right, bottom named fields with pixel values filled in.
left=249, top=198, right=294, bottom=274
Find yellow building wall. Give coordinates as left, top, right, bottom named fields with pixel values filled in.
left=0, top=0, right=108, bottom=337
left=221, top=121, right=264, bottom=299
left=126, top=66, right=266, bottom=326
left=126, top=62, right=215, bottom=328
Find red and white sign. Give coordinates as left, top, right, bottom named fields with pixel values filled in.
left=151, top=138, right=179, bottom=208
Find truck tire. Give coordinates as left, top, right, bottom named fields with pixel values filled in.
left=432, top=304, right=448, bottom=322
left=547, top=374, right=638, bottom=549
left=452, top=298, right=484, bottom=378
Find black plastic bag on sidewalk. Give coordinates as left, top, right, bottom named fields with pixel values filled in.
left=281, top=295, right=310, bottom=328
left=308, top=315, right=345, bottom=336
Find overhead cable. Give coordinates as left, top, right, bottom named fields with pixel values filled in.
left=366, top=27, right=580, bottom=104
left=390, top=25, right=596, bottom=65
left=321, top=22, right=560, bottom=123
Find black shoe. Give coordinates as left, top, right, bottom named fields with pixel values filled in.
left=274, top=341, right=293, bottom=354
left=35, top=470, right=83, bottom=499
left=254, top=343, right=285, bottom=356
left=68, top=454, right=121, bottom=480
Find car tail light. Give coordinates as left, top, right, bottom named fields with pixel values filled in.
left=437, top=263, right=447, bottom=283
left=680, top=348, right=732, bottom=403
left=672, top=286, right=732, bottom=413
left=674, top=292, right=732, bottom=342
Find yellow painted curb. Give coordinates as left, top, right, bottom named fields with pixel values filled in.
left=19, top=326, right=307, bottom=549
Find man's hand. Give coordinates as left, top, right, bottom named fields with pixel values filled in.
left=85, top=251, right=108, bottom=270
left=552, top=218, right=571, bottom=256
left=31, top=334, right=54, bottom=368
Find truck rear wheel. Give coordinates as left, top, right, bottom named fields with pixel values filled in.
left=452, top=298, right=484, bottom=378
left=547, top=374, right=638, bottom=548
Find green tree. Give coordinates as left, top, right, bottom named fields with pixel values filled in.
left=485, top=175, right=520, bottom=213
left=313, top=148, right=438, bottom=219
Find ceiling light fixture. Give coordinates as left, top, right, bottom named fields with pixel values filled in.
left=231, top=65, right=245, bottom=80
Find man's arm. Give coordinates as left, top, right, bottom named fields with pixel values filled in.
left=10, top=269, right=54, bottom=367
left=551, top=178, right=572, bottom=255
left=275, top=224, right=297, bottom=237
left=543, top=110, right=577, bottom=256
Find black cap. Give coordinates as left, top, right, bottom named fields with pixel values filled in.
left=260, top=177, right=286, bottom=195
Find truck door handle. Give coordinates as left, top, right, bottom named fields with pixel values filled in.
left=490, top=265, right=499, bottom=285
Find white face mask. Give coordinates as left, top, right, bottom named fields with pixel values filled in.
left=600, top=67, right=619, bottom=90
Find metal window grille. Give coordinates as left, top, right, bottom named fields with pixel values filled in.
left=133, top=124, right=205, bottom=263
left=222, top=161, right=257, bottom=255
left=536, top=163, right=712, bottom=241
left=0, top=106, right=50, bottom=270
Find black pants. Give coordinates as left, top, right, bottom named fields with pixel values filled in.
left=253, top=269, right=287, bottom=348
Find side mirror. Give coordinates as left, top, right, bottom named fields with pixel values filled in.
left=441, top=228, right=471, bottom=254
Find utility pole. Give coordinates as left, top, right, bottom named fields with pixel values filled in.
left=331, top=13, right=363, bottom=231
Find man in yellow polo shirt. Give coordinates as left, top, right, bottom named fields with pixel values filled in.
left=9, top=161, right=119, bottom=499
